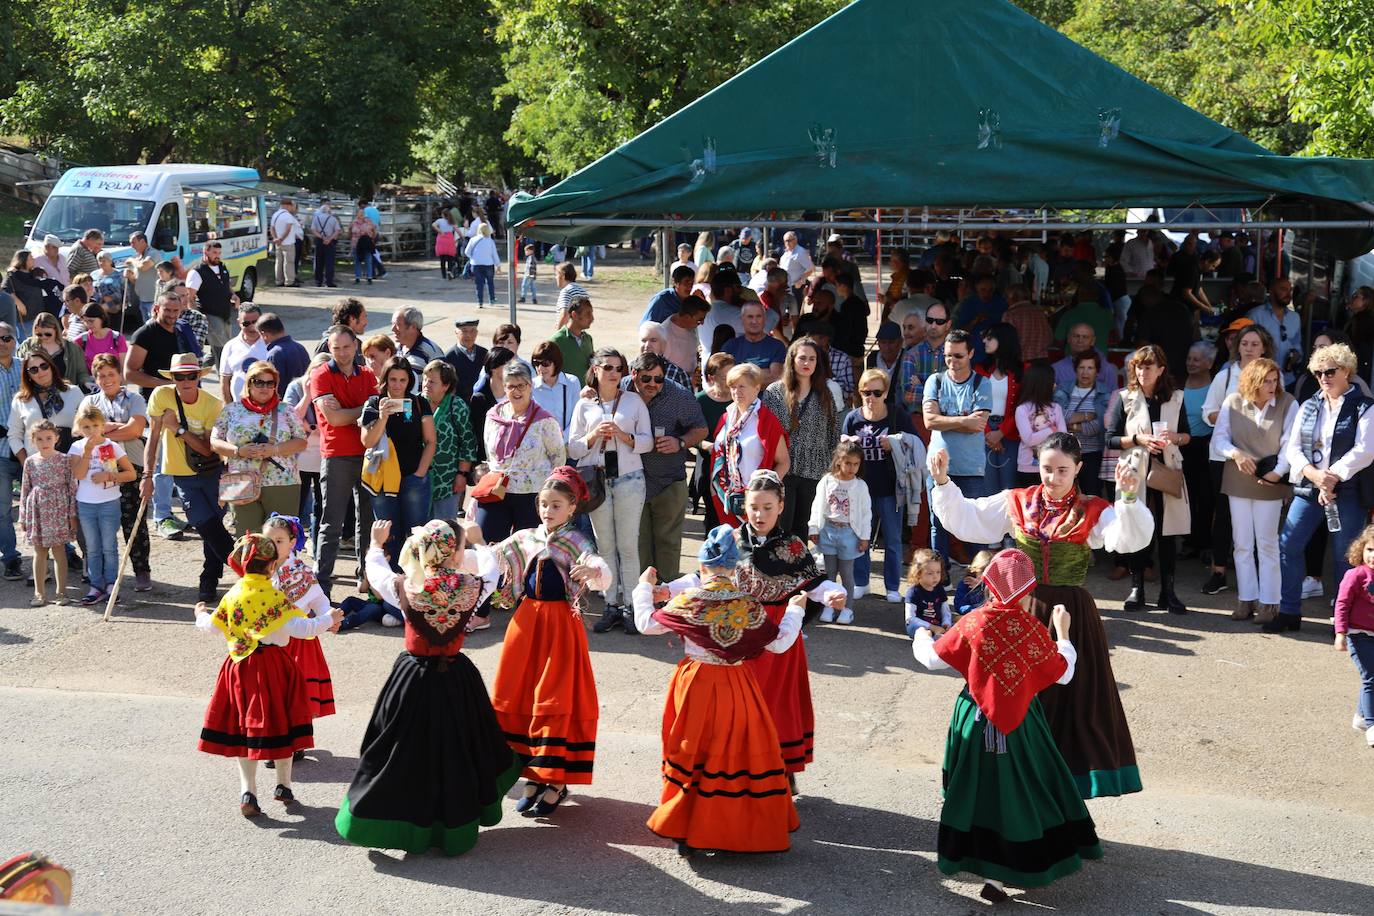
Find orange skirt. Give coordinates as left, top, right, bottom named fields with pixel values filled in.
left=745, top=602, right=814, bottom=773
left=648, top=659, right=798, bottom=853
left=491, top=598, right=599, bottom=785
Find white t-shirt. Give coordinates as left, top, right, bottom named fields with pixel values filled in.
left=989, top=373, right=1009, bottom=416
left=69, top=438, right=126, bottom=504
left=219, top=334, right=269, bottom=400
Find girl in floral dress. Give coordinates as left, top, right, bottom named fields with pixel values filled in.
left=18, top=420, right=77, bottom=606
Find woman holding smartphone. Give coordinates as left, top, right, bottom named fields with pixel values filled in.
left=360, top=357, right=436, bottom=565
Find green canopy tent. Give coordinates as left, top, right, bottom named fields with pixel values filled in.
left=506, top=0, right=1374, bottom=253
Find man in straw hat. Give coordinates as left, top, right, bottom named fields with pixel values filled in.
left=142, top=353, right=234, bottom=602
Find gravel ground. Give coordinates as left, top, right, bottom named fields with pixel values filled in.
left=1, top=255, right=1371, bottom=914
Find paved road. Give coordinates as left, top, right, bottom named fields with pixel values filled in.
left=2, top=257, right=1372, bottom=913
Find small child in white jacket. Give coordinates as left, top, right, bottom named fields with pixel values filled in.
left=808, top=441, right=871, bottom=624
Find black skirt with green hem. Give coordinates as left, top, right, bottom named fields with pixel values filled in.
left=336, top=651, right=519, bottom=855
left=1030, top=583, right=1143, bottom=799
left=937, top=690, right=1103, bottom=889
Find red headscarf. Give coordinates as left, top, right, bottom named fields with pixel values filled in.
left=545, top=465, right=590, bottom=506
left=933, top=549, right=1067, bottom=733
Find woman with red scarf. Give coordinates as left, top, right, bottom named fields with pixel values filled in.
left=209, top=360, right=309, bottom=536
left=930, top=432, right=1152, bottom=800
left=630, top=524, right=805, bottom=857
left=913, top=548, right=1100, bottom=901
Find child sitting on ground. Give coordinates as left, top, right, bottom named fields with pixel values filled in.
left=904, top=548, right=951, bottom=637
left=954, top=549, right=996, bottom=617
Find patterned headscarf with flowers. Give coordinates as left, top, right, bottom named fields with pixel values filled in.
left=395, top=519, right=485, bottom=646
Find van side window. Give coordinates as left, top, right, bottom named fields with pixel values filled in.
left=154, top=202, right=180, bottom=251
left=185, top=191, right=261, bottom=243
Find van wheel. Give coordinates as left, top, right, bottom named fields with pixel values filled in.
left=239, top=268, right=257, bottom=302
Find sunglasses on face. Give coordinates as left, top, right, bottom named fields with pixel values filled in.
left=1315, top=367, right=1342, bottom=379
left=172, top=372, right=200, bottom=382
left=249, top=378, right=277, bottom=388
left=927, top=316, right=949, bottom=325
left=531, top=359, right=551, bottom=368
left=25, top=364, right=48, bottom=374
left=637, top=374, right=664, bottom=384
left=598, top=364, right=624, bottom=373
left=241, top=319, right=257, bottom=327
left=861, top=389, right=885, bottom=397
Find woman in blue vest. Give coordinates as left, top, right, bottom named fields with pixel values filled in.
left=1273, top=343, right=1374, bottom=633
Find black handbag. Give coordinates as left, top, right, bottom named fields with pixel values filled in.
left=175, top=391, right=223, bottom=475
left=577, top=391, right=620, bottom=514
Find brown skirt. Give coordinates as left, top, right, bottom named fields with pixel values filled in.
left=1029, top=584, right=1142, bottom=799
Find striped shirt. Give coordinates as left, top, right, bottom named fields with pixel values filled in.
left=556, top=282, right=589, bottom=313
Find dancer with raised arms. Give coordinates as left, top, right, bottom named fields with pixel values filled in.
left=929, top=432, right=1152, bottom=799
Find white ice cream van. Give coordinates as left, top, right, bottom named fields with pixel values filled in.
left=25, top=164, right=269, bottom=299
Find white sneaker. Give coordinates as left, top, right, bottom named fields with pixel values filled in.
left=380, top=614, right=401, bottom=628
left=1301, top=576, right=1324, bottom=599
left=1353, top=713, right=1370, bottom=732
left=819, top=606, right=836, bottom=623
left=1368, top=727, right=1374, bottom=749
left=885, top=590, right=902, bottom=603
left=837, top=608, right=854, bottom=625
left=853, top=585, right=869, bottom=599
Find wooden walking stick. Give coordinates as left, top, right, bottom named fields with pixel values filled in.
left=104, top=413, right=164, bottom=622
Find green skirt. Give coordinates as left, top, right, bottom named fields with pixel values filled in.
left=937, top=690, right=1103, bottom=888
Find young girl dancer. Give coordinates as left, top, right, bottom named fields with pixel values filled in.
left=336, top=518, right=519, bottom=854
left=631, top=525, right=804, bottom=857
left=488, top=466, right=611, bottom=817
left=19, top=420, right=77, bottom=606
left=262, top=514, right=335, bottom=764
left=732, top=470, right=845, bottom=792
left=195, top=534, right=341, bottom=818
left=808, top=440, right=870, bottom=622
left=913, top=548, right=1101, bottom=902
left=1336, top=524, right=1374, bottom=749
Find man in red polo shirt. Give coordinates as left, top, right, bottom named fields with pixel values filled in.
left=311, top=324, right=377, bottom=598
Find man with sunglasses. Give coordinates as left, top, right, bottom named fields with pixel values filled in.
left=217, top=303, right=266, bottom=404
left=922, top=330, right=993, bottom=569
left=1247, top=277, right=1304, bottom=386
left=896, top=302, right=951, bottom=412
left=0, top=323, right=23, bottom=579
left=626, top=352, right=707, bottom=582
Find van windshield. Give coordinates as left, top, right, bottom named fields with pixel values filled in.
left=31, top=195, right=155, bottom=244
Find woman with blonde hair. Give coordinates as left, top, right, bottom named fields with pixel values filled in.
left=465, top=221, right=501, bottom=308
left=1273, top=342, right=1374, bottom=633
left=708, top=362, right=789, bottom=527
left=1212, top=357, right=1297, bottom=621
left=1105, top=345, right=1193, bottom=613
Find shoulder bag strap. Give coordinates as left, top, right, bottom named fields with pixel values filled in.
left=174, top=389, right=189, bottom=430
left=597, top=391, right=624, bottom=455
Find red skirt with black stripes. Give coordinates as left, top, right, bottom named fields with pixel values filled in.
left=648, top=658, right=798, bottom=852
left=745, top=601, right=815, bottom=773
left=287, top=636, right=336, bottom=718
left=491, top=598, right=599, bottom=785
left=197, top=644, right=314, bottom=760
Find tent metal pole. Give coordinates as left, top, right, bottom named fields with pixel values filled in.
left=515, top=217, right=1374, bottom=233
left=507, top=225, right=518, bottom=324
